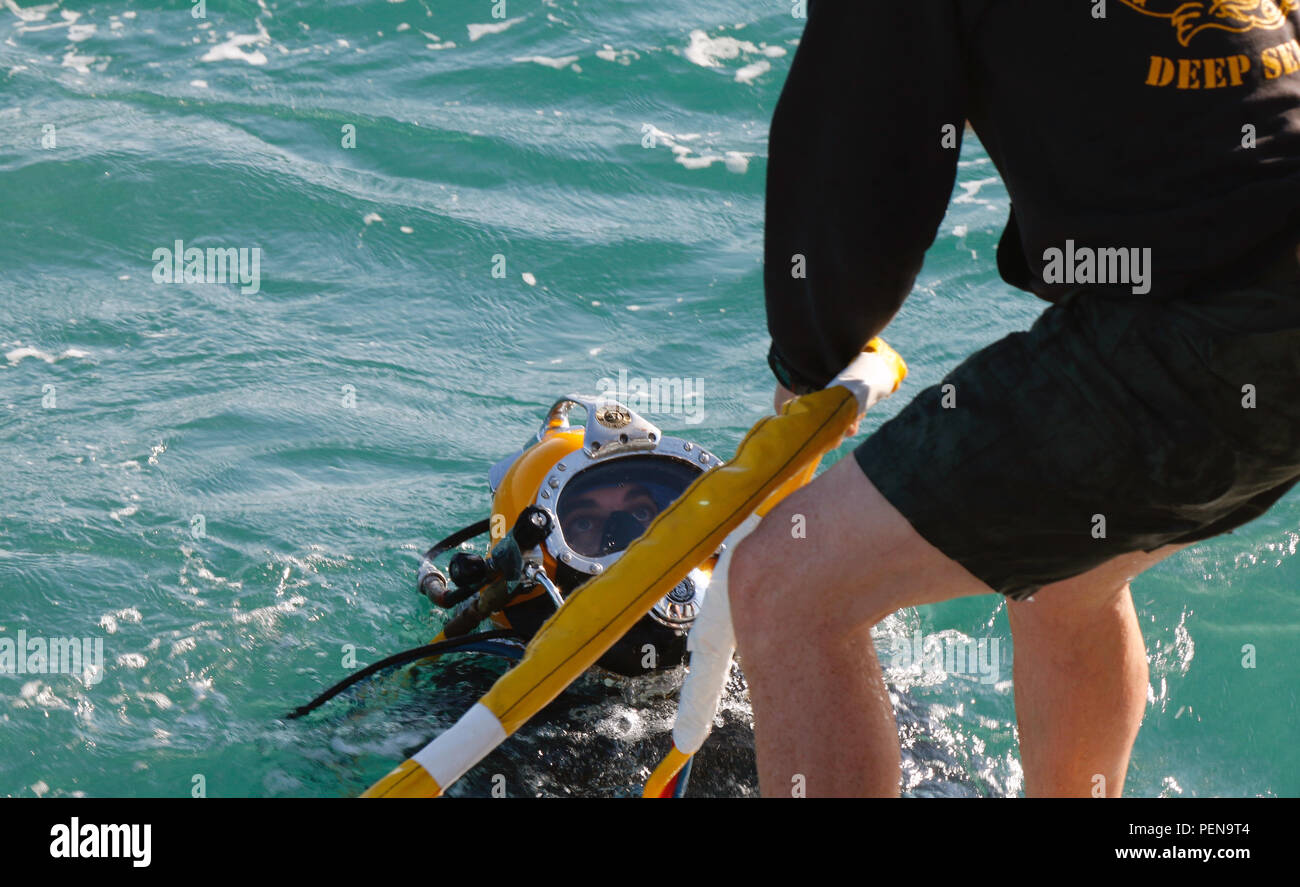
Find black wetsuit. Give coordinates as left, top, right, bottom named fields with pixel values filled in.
left=765, top=0, right=1300, bottom=394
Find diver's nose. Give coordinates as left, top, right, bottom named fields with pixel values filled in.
left=599, top=510, right=645, bottom=554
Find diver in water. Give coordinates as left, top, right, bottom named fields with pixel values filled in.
left=417, top=395, right=717, bottom=679
left=732, top=1, right=1300, bottom=796
left=289, top=395, right=716, bottom=733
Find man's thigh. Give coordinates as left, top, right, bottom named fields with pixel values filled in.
left=732, top=455, right=995, bottom=637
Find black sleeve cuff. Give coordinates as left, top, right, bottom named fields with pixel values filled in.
left=767, top=343, right=823, bottom=396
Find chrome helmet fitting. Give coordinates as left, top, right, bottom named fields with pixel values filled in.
left=529, top=395, right=720, bottom=628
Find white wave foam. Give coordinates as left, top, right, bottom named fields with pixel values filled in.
left=684, top=29, right=756, bottom=67
left=953, top=176, right=1000, bottom=206
left=734, top=59, right=769, bottom=84
left=723, top=151, right=751, bottom=174
left=60, top=50, right=98, bottom=74
left=201, top=28, right=271, bottom=66
left=109, top=503, right=138, bottom=522
left=3, top=0, right=56, bottom=23
left=596, top=45, right=639, bottom=65
left=643, top=125, right=751, bottom=173
left=683, top=29, right=782, bottom=84
left=5, top=345, right=89, bottom=365
left=14, top=6, right=75, bottom=33
left=513, top=54, right=577, bottom=69
left=468, top=16, right=525, bottom=42
left=138, top=692, right=172, bottom=710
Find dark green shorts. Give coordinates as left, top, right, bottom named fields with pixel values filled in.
left=854, top=262, right=1300, bottom=600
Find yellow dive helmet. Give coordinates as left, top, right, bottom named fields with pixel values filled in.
left=433, top=395, right=722, bottom=676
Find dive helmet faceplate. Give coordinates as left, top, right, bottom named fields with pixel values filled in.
left=485, top=395, right=721, bottom=674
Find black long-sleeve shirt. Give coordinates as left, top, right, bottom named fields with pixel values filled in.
left=766, top=0, right=1300, bottom=393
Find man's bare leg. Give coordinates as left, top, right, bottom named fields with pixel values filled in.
left=729, top=455, right=992, bottom=797
left=729, top=454, right=1185, bottom=797
left=1007, top=543, right=1185, bottom=797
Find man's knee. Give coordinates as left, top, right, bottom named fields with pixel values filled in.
left=728, top=515, right=803, bottom=647
left=728, top=483, right=849, bottom=647
left=1009, top=581, right=1130, bottom=639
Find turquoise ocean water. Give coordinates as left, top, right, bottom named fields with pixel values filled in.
left=1, top=1, right=1296, bottom=797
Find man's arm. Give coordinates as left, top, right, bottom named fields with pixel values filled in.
left=764, top=0, right=969, bottom=394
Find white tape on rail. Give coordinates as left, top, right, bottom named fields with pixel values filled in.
left=412, top=702, right=506, bottom=789
left=832, top=349, right=899, bottom=413
left=672, top=513, right=762, bottom=754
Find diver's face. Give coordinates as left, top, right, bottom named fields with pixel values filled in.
left=561, top=483, right=659, bottom=556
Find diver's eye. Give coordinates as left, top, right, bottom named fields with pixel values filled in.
left=631, top=506, right=654, bottom=523
left=570, top=516, right=595, bottom=534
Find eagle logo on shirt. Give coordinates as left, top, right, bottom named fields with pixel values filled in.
left=1119, top=0, right=1298, bottom=46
